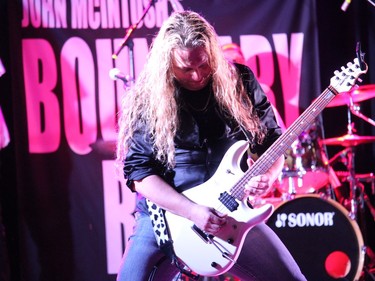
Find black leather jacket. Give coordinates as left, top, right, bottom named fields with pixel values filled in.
left=123, top=64, right=282, bottom=213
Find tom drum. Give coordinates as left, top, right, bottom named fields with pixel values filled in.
left=274, top=124, right=330, bottom=194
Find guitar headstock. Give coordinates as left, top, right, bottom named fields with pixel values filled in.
left=330, top=57, right=368, bottom=93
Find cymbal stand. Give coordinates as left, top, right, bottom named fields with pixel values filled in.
left=347, top=96, right=375, bottom=219
left=344, top=103, right=361, bottom=219
left=350, top=98, right=375, bottom=127
left=350, top=101, right=375, bottom=280
left=346, top=145, right=358, bottom=219
left=328, top=147, right=350, bottom=166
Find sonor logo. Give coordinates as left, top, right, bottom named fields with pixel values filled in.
left=274, top=212, right=335, bottom=228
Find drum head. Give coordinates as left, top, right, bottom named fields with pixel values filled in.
left=266, top=195, right=364, bottom=281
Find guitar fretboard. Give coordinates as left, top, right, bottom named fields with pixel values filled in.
left=231, top=85, right=339, bottom=200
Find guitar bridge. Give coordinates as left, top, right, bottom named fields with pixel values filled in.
left=191, top=225, right=235, bottom=262
left=191, top=224, right=213, bottom=243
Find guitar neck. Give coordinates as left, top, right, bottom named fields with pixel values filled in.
left=231, top=85, right=339, bottom=200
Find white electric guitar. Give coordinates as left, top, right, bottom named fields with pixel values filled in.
left=164, top=57, right=368, bottom=276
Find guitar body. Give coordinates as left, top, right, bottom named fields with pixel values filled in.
left=165, top=140, right=274, bottom=276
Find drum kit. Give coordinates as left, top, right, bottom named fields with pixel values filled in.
left=262, top=84, right=375, bottom=281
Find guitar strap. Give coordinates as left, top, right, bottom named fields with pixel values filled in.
left=146, top=199, right=200, bottom=280
left=145, top=199, right=171, bottom=247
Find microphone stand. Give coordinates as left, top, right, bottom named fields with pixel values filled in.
left=127, top=38, right=135, bottom=86
left=112, top=0, right=157, bottom=59
left=112, top=0, right=157, bottom=85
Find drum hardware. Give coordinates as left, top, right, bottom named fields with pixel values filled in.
left=323, top=83, right=375, bottom=220
left=322, top=135, right=373, bottom=220
left=319, top=149, right=342, bottom=205
left=329, top=143, right=358, bottom=219
left=364, top=193, right=375, bottom=222
left=350, top=102, right=375, bottom=127
left=327, top=151, right=375, bottom=281
left=334, top=171, right=375, bottom=222
left=327, top=148, right=350, bottom=166
left=324, top=145, right=375, bottom=221
left=335, top=171, right=375, bottom=184
left=336, top=171, right=375, bottom=221
left=323, top=83, right=375, bottom=280
left=322, top=84, right=375, bottom=220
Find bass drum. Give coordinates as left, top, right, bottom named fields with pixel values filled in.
left=267, top=195, right=365, bottom=281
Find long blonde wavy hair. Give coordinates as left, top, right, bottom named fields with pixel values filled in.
left=116, top=11, right=265, bottom=168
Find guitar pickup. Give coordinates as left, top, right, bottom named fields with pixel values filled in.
left=219, top=191, right=239, bottom=212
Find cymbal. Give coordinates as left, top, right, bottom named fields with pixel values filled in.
left=327, top=84, right=375, bottom=107
left=321, top=133, right=375, bottom=147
